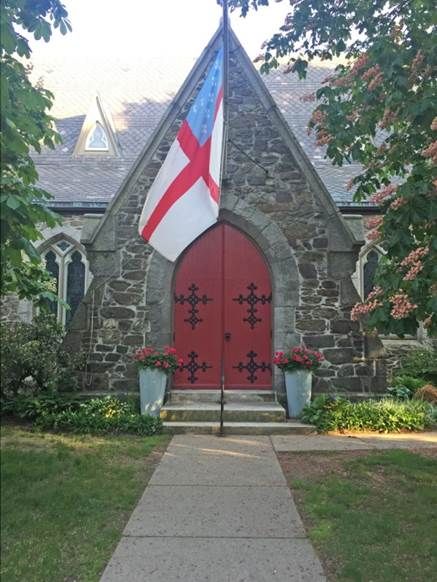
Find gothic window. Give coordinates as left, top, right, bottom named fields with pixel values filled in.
left=43, top=250, right=59, bottom=317
left=85, top=122, right=109, bottom=151
left=41, top=238, right=90, bottom=326
left=66, top=251, right=86, bottom=325
left=360, top=246, right=383, bottom=299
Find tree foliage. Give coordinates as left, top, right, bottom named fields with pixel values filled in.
left=230, top=0, right=437, bottom=337
left=0, top=0, right=71, bottom=298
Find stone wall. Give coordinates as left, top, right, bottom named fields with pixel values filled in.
left=65, top=38, right=387, bottom=396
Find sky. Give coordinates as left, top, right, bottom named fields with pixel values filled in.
left=30, top=0, right=290, bottom=61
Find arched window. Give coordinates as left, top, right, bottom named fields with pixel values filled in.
left=363, top=249, right=380, bottom=298
left=359, top=245, right=383, bottom=299
left=41, top=238, right=90, bottom=326
left=85, top=122, right=109, bottom=151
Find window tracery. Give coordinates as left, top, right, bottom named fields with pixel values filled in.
left=41, top=238, right=90, bottom=326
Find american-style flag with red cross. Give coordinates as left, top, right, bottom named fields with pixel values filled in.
left=138, top=47, right=224, bottom=261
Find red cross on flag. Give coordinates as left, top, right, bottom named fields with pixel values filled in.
left=138, top=47, right=224, bottom=261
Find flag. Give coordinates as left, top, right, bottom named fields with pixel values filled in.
left=138, top=47, right=224, bottom=261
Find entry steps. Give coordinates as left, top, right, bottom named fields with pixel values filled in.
left=160, top=390, right=315, bottom=435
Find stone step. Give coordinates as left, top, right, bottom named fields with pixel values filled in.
left=169, top=390, right=276, bottom=404
left=162, top=421, right=315, bottom=435
left=160, top=401, right=286, bottom=423
left=317, top=392, right=386, bottom=402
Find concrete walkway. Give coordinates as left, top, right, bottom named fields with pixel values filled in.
left=272, top=431, right=437, bottom=452
left=101, top=435, right=325, bottom=582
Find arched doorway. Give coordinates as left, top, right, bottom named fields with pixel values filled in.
left=173, top=223, right=272, bottom=390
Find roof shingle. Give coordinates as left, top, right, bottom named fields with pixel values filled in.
left=31, top=50, right=363, bottom=207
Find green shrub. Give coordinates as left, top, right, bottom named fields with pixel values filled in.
left=0, top=314, right=85, bottom=401
left=36, top=396, right=162, bottom=436
left=301, top=395, right=433, bottom=433
left=1, top=391, right=80, bottom=420
left=387, top=385, right=412, bottom=401
left=394, top=348, right=437, bottom=385
left=387, top=375, right=427, bottom=400
left=391, top=374, right=427, bottom=393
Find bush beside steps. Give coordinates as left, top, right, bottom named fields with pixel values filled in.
left=301, top=395, right=435, bottom=433
left=2, top=395, right=162, bottom=436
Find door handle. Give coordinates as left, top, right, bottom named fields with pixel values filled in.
left=224, top=331, right=231, bottom=342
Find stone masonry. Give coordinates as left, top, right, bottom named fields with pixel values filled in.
left=65, top=31, right=386, bottom=396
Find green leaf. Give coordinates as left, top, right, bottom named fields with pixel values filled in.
left=5, top=196, right=21, bottom=210
left=0, top=0, right=70, bottom=298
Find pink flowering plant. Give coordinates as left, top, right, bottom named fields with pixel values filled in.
left=351, top=242, right=433, bottom=336
left=233, top=0, right=436, bottom=337
left=273, top=346, right=324, bottom=372
left=133, top=346, right=183, bottom=375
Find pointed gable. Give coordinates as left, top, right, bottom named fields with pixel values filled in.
left=88, top=24, right=356, bottom=251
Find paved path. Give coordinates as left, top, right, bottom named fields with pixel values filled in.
left=101, top=435, right=325, bottom=582
left=272, top=431, right=437, bottom=452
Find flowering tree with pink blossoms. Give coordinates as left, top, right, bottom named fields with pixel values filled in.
left=229, top=0, right=436, bottom=337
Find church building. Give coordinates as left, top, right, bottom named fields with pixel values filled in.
left=8, top=25, right=412, bottom=402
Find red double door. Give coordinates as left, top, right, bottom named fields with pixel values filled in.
left=173, top=223, right=272, bottom=389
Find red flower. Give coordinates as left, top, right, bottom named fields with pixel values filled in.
left=274, top=345, right=323, bottom=371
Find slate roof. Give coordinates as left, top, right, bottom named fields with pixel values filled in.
left=30, top=48, right=364, bottom=208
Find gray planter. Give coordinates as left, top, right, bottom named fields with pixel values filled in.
left=139, top=368, right=167, bottom=417
left=284, top=369, right=312, bottom=418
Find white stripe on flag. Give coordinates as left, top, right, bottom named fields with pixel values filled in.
left=149, top=178, right=219, bottom=261
left=138, top=140, right=189, bottom=236
left=209, top=100, right=223, bottom=186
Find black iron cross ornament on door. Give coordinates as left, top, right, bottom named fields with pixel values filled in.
left=179, top=351, right=212, bottom=384
left=233, top=350, right=272, bottom=384
left=233, top=282, right=272, bottom=329
left=174, top=283, right=213, bottom=330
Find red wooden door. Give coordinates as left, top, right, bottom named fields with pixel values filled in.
left=173, top=223, right=272, bottom=389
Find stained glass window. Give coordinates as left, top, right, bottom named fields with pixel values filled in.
left=66, top=251, right=85, bottom=325
left=85, top=122, right=109, bottom=151
left=41, top=238, right=90, bottom=326
left=44, top=250, right=59, bottom=317
left=363, top=249, right=381, bottom=298
left=56, top=240, right=71, bottom=252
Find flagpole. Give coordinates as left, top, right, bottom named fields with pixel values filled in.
left=218, top=0, right=229, bottom=438
left=221, top=0, right=229, bottom=182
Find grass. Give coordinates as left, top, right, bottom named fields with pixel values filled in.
left=280, top=449, right=437, bottom=582
left=1, top=423, right=170, bottom=582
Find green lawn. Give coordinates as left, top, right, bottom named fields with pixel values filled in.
left=1, top=424, right=170, bottom=582
left=279, top=449, right=437, bottom=582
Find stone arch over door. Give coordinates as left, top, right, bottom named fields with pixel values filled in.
left=144, top=204, right=300, bottom=393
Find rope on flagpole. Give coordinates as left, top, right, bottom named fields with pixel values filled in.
left=229, top=138, right=270, bottom=176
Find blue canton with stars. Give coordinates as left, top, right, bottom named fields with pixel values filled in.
left=186, top=47, right=223, bottom=146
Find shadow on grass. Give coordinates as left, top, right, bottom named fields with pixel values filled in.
left=279, top=449, right=437, bottom=582
left=1, top=424, right=170, bottom=582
